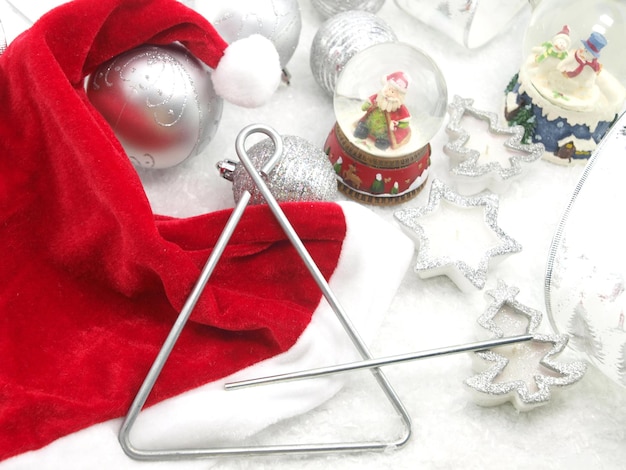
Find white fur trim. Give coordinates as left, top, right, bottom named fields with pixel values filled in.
left=211, top=34, right=282, bottom=108
left=0, top=202, right=413, bottom=469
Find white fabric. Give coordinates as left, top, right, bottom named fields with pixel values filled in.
left=1, top=202, right=413, bottom=469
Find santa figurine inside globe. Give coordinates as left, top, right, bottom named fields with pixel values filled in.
left=325, top=42, right=447, bottom=205
left=353, top=71, right=412, bottom=151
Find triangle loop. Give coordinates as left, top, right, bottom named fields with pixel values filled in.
left=119, top=124, right=412, bottom=460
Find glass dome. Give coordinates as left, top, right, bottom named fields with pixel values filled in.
left=333, top=42, right=447, bottom=158
left=523, top=0, right=626, bottom=95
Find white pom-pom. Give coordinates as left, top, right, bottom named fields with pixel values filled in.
left=211, top=34, right=282, bottom=108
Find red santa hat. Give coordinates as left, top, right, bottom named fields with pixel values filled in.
left=554, top=24, right=570, bottom=43
left=385, top=70, right=410, bottom=92
left=0, top=0, right=412, bottom=466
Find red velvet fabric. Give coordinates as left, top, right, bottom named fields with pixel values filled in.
left=0, top=0, right=346, bottom=461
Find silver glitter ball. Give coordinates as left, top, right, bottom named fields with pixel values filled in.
left=194, top=0, right=302, bottom=70
left=311, top=0, right=386, bottom=19
left=310, top=10, right=397, bottom=96
left=87, top=44, right=223, bottom=169
left=230, top=135, right=338, bottom=204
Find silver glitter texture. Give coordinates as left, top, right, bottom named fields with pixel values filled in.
left=310, top=0, right=386, bottom=19
left=231, top=135, right=338, bottom=204
left=444, top=96, right=544, bottom=194
left=465, top=336, right=587, bottom=411
left=465, top=280, right=587, bottom=411
left=310, top=11, right=397, bottom=96
left=478, top=280, right=543, bottom=338
left=393, top=179, right=522, bottom=291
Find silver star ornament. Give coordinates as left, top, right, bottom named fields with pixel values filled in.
left=393, top=179, right=522, bottom=291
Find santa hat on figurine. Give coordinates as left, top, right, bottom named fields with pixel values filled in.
left=385, top=70, right=410, bottom=93
left=554, top=24, right=570, bottom=43
left=0, top=0, right=412, bottom=467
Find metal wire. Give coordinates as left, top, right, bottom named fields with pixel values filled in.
left=119, top=124, right=412, bottom=461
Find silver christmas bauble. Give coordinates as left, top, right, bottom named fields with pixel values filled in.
left=87, top=44, right=223, bottom=169
left=226, top=135, right=338, bottom=204
left=310, top=11, right=397, bottom=96
left=311, top=0, right=386, bottom=19
left=194, top=0, right=301, bottom=70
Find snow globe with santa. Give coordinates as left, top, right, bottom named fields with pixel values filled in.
left=325, top=42, right=447, bottom=204
left=504, top=0, right=626, bottom=164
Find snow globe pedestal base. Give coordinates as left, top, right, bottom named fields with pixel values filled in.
left=504, top=68, right=620, bottom=165
left=325, top=123, right=430, bottom=205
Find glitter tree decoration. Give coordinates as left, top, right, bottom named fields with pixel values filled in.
left=444, top=95, right=544, bottom=194
left=465, top=280, right=587, bottom=411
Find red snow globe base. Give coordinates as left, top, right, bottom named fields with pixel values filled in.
left=325, top=123, right=430, bottom=205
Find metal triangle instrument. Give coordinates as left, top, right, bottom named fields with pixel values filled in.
left=119, top=124, right=412, bottom=461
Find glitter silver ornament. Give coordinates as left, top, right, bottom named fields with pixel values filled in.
left=194, top=0, right=301, bottom=71
left=218, top=135, right=338, bottom=204
left=310, top=11, right=397, bottom=96
left=311, top=0, right=386, bottom=19
left=87, top=44, right=222, bottom=169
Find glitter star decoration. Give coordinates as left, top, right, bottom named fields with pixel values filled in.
left=444, top=95, right=544, bottom=194
left=465, top=280, right=587, bottom=411
left=393, top=179, right=522, bottom=291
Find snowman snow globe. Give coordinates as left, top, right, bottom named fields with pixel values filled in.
left=325, top=42, right=447, bottom=204
left=505, top=0, right=626, bottom=164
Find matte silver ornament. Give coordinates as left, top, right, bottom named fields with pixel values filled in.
left=87, top=44, right=223, bottom=169
left=311, top=0, right=386, bottom=19
left=194, top=0, right=301, bottom=71
left=218, top=135, right=338, bottom=204
left=310, top=10, right=397, bottom=96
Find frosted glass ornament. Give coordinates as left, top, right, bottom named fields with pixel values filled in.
left=87, top=44, right=222, bottom=169
left=546, top=111, right=626, bottom=389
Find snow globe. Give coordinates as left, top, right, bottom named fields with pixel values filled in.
left=325, top=42, right=447, bottom=204
left=545, top=111, right=626, bottom=389
left=504, top=0, right=626, bottom=164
